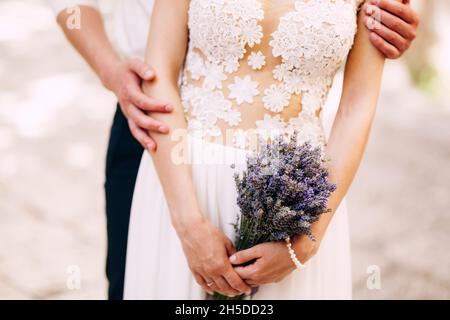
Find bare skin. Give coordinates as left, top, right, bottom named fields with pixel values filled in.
left=55, top=0, right=419, bottom=295
left=365, top=0, right=420, bottom=59
left=232, top=0, right=388, bottom=286
left=140, top=0, right=252, bottom=298
left=56, top=6, right=171, bottom=151
left=141, top=0, right=387, bottom=294
left=56, top=1, right=419, bottom=151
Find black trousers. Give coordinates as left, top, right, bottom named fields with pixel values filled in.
left=104, top=105, right=143, bottom=300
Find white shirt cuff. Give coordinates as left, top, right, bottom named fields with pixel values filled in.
left=50, top=0, right=99, bottom=16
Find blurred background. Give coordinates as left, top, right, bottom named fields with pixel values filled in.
left=0, top=0, right=449, bottom=299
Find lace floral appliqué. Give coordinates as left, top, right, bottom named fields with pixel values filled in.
left=182, top=0, right=360, bottom=148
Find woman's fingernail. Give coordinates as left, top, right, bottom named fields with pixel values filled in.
left=159, top=126, right=168, bottom=133
left=229, top=255, right=237, bottom=263
left=207, top=291, right=213, bottom=295
left=144, top=70, right=154, bottom=79
left=246, top=290, right=252, bottom=295
left=165, top=104, right=173, bottom=111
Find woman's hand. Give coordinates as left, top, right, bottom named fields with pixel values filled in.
left=230, top=236, right=319, bottom=286
left=178, top=217, right=252, bottom=297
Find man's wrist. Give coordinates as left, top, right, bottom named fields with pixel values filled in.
left=97, top=54, right=122, bottom=92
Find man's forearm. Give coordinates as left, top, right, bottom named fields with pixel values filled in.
left=56, top=5, right=120, bottom=90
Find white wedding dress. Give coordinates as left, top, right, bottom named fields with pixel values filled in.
left=124, top=0, right=364, bottom=300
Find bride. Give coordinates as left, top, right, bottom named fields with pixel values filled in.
left=124, top=0, right=385, bottom=299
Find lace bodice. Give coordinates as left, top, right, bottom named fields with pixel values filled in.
left=181, top=0, right=363, bottom=149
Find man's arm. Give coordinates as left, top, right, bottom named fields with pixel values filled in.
left=55, top=5, right=171, bottom=150
left=364, top=0, right=420, bottom=59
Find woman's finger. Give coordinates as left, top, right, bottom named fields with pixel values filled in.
left=234, top=264, right=259, bottom=281
left=204, top=278, right=220, bottom=296
left=245, top=280, right=259, bottom=287
left=229, top=246, right=262, bottom=265
left=223, top=267, right=252, bottom=294
left=193, top=273, right=214, bottom=295
left=214, top=276, right=240, bottom=297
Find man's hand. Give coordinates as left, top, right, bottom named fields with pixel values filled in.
left=364, top=0, right=420, bottom=59
left=56, top=6, right=172, bottom=151
left=106, top=59, right=173, bottom=151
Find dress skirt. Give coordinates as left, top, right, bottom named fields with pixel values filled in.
left=124, top=136, right=352, bottom=300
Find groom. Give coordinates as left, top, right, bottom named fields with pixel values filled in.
left=52, top=0, right=420, bottom=300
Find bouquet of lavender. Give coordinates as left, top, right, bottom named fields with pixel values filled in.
left=213, top=133, right=336, bottom=300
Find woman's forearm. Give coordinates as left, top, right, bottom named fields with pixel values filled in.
left=299, top=6, right=386, bottom=246
left=140, top=0, right=200, bottom=235
left=142, top=78, right=204, bottom=234
left=312, top=101, right=379, bottom=240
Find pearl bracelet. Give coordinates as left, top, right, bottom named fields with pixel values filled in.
left=285, top=237, right=306, bottom=269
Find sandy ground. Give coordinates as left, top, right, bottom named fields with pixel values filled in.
left=0, top=1, right=449, bottom=299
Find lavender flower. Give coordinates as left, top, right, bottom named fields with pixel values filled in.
left=213, top=133, right=336, bottom=300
